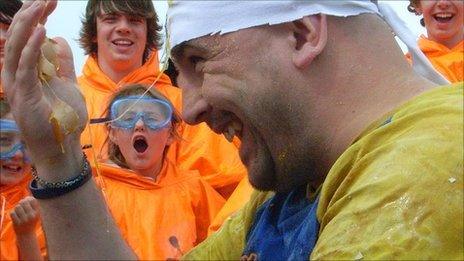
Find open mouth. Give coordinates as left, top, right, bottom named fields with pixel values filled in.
left=218, top=112, right=244, bottom=143
left=133, top=136, right=148, bottom=153
left=112, top=39, right=134, bottom=47
left=223, top=121, right=243, bottom=142
left=434, top=13, right=454, bottom=23
left=1, top=164, right=23, bottom=173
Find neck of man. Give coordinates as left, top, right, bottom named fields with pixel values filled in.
left=97, top=55, right=143, bottom=83
left=300, top=15, right=437, bottom=183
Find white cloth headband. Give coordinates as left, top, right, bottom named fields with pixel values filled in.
left=167, top=0, right=449, bottom=85
left=167, top=0, right=380, bottom=48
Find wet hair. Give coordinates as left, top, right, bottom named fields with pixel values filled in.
left=105, top=84, right=182, bottom=169
left=407, top=0, right=425, bottom=27
left=0, top=0, right=22, bottom=25
left=79, top=0, right=162, bottom=63
left=0, top=97, right=11, bottom=118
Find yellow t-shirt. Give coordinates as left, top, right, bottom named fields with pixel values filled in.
left=184, top=83, right=464, bottom=260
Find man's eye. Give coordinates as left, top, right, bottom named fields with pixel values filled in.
left=188, top=56, right=204, bottom=71
left=189, top=56, right=203, bottom=66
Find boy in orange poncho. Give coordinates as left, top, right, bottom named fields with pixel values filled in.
left=93, top=84, right=225, bottom=260
left=0, top=98, right=46, bottom=261
left=406, top=0, right=463, bottom=82
left=77, top=0, right=246, bottom=199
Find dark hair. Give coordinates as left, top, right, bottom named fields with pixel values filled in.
left=79, top=0, right=162, bottom=62
left=105, top=84, right=182, bottom=169
left=0, top=0, right=22, bottom=25
left=407, top=0, right=425, bottom=27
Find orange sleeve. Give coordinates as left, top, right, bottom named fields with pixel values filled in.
left=207, top=177, right=255, bottom=235
left=175, top=122, right=247, bottom=199
left=190, top=178, right=226, bottom=244
left=0, top=210, right=47, bottom=260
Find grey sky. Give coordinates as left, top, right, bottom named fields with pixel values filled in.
left=44, top=1, right=426, bottom=75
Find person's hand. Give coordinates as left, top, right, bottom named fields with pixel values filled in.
left=10, top=196, right=41, bottom=235
left=1, top=1, right=87, bottom=180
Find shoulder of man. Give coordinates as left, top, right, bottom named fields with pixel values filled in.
left=313, top=84, right=463, bottom=260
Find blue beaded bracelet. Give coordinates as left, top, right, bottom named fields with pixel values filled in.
left=30, top=154, right=92, bottom=199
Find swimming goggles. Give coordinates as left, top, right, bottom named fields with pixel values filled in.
left=0, top=119, right=28, bottom=161
left=110, top=96, right=173, bottom=130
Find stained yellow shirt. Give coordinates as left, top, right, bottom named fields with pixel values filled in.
left=184, top=83, right=464, bottom=260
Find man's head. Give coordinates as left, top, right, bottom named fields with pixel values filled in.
left=0, top=0, right=22, bottom=72
left=79, top=0, right=162, bottom=63
left=168, top=1, right=393, bottom=192
left=408, top=0, right=463, bottom=48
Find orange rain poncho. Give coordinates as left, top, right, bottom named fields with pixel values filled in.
left=208, top=176, right=254, bottom=235
left=407, top=36, right=463, bottom=83
left=94, top=159, right=225, bottom=260
left=78, top=54, right=247, bottom=198
left=0, top=176, right=47, bottom=260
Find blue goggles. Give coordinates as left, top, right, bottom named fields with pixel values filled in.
left=109, top=96, right=173, bottom=131
left=0, top=119, right=28, bottom=161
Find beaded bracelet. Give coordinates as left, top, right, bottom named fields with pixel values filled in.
left=30, top=153, right=92, bottom=199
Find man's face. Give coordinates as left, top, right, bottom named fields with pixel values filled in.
left=173, top=27, right=315, bottom=192
left=95, top=10, right=147, bottom=70
left=418, top=0, right=463, bottom=45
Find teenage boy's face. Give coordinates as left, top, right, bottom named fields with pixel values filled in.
left=418, top=0, right=463, bottom=45
left=95, top=10, right=148, bottom=70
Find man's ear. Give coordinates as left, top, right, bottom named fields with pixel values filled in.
left=291, top=14, right=327, bottom=69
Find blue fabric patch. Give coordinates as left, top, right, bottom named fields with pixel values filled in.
left=380, top=116, right=393, bottom=126
left=242, top=186, right=320, bottom=261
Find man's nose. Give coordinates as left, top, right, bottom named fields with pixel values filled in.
left=181, top=85, right=211, bottom=126
left=116, top=18, right=131, bottom=34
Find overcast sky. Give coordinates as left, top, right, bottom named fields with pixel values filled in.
left=44, top=1, right=427, bottom=75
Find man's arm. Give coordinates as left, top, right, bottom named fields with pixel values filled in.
left=1, top=1, right=134, bottom=259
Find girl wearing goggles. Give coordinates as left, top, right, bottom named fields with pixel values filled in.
left=0, top=97, right=46, bottom=260
left=95, top=84, right=224, bottom=260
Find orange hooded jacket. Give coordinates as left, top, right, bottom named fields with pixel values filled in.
left=406, top=36, right=463, bottom=83
left=207, top=176, right=254, bottom=235
left=0, top=175, right=47, bottom=260
left=78, top=54, right=247, bottom=198
left=94, top=159, right=225, bottom=260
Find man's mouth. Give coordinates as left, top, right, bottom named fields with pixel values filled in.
left=223, top=121, right=243, bottom=142
left=434, top=13, right=454, bottom=23
left=112, top=39, right=134, bottom=47
left=133, top=136, right=148, bottom=153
